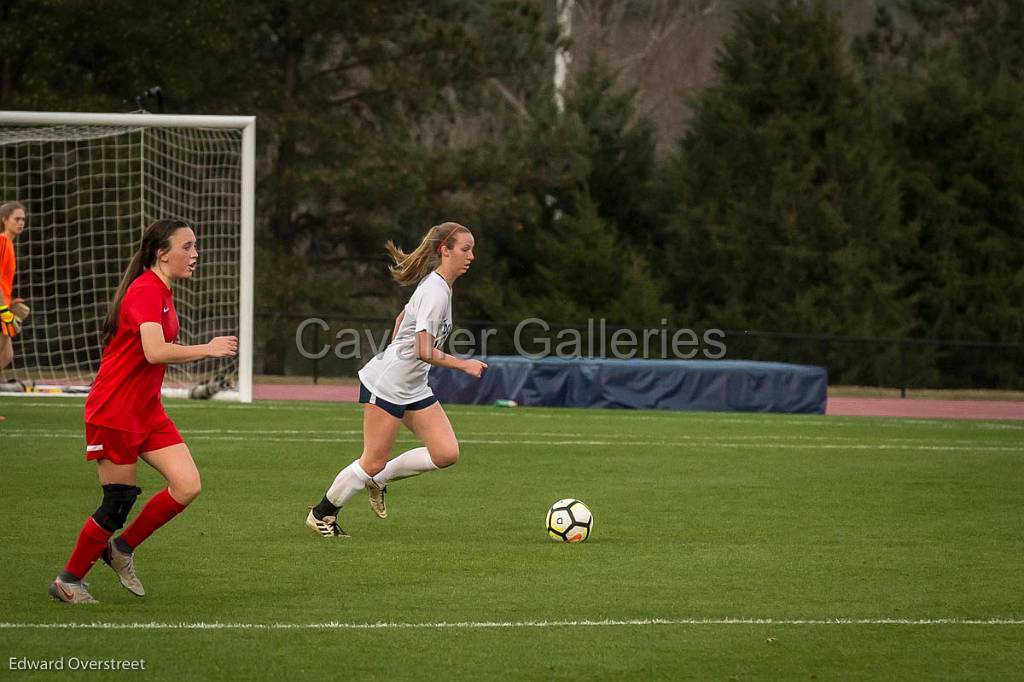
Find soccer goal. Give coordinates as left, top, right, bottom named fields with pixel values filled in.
left=0, top=111, right=254, bottom=402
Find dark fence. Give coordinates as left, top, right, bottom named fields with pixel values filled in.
left=254, top=313, right=1024, bottom=393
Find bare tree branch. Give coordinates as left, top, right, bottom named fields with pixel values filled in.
left=488, top=77, right=533, bottom=121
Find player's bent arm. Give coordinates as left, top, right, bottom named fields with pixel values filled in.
left=415, top=330, right=487, bottom=378
left=140, top=323, right=238, bottom=365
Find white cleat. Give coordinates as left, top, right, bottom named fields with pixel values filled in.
left=306, top=508, right=349, bottom=538
left=49, top=576, right=98, bottom=604
left=103, top=540, right=145, bottom=597
left=367, top=480, right=388, bottom=519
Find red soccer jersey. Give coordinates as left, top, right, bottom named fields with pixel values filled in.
left=0, top=233, right=14, bottom=305
left=85, top=269, right=179, bottom=432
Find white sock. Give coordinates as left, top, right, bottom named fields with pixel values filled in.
left=325, top=460, right=371, bottom=508
left=372, top=447, right=438, bottom=487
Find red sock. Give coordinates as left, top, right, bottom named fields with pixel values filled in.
left=64, top=517, right=113, bottom=580
left=119, top=488, right=187, bottom=550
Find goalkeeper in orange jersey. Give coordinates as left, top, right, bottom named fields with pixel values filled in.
left=0, top=202, right=28, bottom=388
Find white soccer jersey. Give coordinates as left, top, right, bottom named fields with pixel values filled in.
left=358, top=271, right=453, bottom=404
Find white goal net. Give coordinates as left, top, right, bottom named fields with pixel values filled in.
left=0, top=112, right=254, bottom=401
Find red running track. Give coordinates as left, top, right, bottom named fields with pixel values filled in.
left=252, top=384, right=1024, bottom=420
left=254, top=383, right=360, bottom=402
left=825, top=397, right=1024, bottom=420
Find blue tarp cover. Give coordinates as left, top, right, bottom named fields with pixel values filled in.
left=429, top=356, right=827, bottom=414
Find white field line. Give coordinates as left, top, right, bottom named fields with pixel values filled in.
left=0, top=618, right=1022, bottom=631
left=0, top=399, right=340, bottom=412
left=2, top=427, right=1008, bottom=446
left=3, top=399, right=1007, bottom=429
left=2, top=430, right=1022, bottom=451
left=976, top=422, right=1024, bottom=430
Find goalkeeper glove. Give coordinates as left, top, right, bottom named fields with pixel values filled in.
left=0, top=305, right=21, bottom=336
left=10, top=298, right=29, bottom=321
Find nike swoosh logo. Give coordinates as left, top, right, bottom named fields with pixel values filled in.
left=57, top=582, right=75, bottom=600
left=162, top=307, right=169, bottom=313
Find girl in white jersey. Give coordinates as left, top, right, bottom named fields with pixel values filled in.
left=306, top=222, right=487, bottom=537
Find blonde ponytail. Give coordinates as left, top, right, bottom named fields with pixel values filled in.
left=385, top=222, right=469, bottom=286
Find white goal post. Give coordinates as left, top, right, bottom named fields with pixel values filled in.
left=0, top=111, right=254, bottom=402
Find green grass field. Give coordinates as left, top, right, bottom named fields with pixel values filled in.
left=1, top=397, right=1022, bottom=680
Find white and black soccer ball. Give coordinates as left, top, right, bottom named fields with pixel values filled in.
left=546, top=498, right=593, bottom=543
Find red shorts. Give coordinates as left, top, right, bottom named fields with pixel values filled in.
left=84, top=419, right=184, bottom=465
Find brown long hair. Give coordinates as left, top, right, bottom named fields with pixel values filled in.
left=0, top=201, right=25, bottom=228
left=101, top=219, right=190, bottom=344
left=385, top=222, right=470, bottom=286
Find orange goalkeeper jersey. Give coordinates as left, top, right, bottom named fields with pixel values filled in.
left=0, top=233, right=14, bottom=305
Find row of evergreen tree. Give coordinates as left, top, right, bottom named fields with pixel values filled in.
left=445, top=0, right=1023, bottom=386
left=503, top=0, right=1023, bottom=346
left=3, top=0, right=1021, bottom=384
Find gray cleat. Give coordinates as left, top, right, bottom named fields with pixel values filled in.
left=49, top=576, right=98, bottom=604
left=103, top=540, right=145, bottom=597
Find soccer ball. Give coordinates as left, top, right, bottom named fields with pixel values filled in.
left=546, top=498, right=593, bottom=543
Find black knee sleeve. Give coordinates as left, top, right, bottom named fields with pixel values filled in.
left=92, top=484, right=142, bottom=532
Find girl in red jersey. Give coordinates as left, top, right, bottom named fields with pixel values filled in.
left=49, top=219, right=237, bottom=604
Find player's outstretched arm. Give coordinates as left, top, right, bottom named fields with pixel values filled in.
left=415, top=330, right=487, bottom=378
left=140, top=323, right=238, bottom=365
